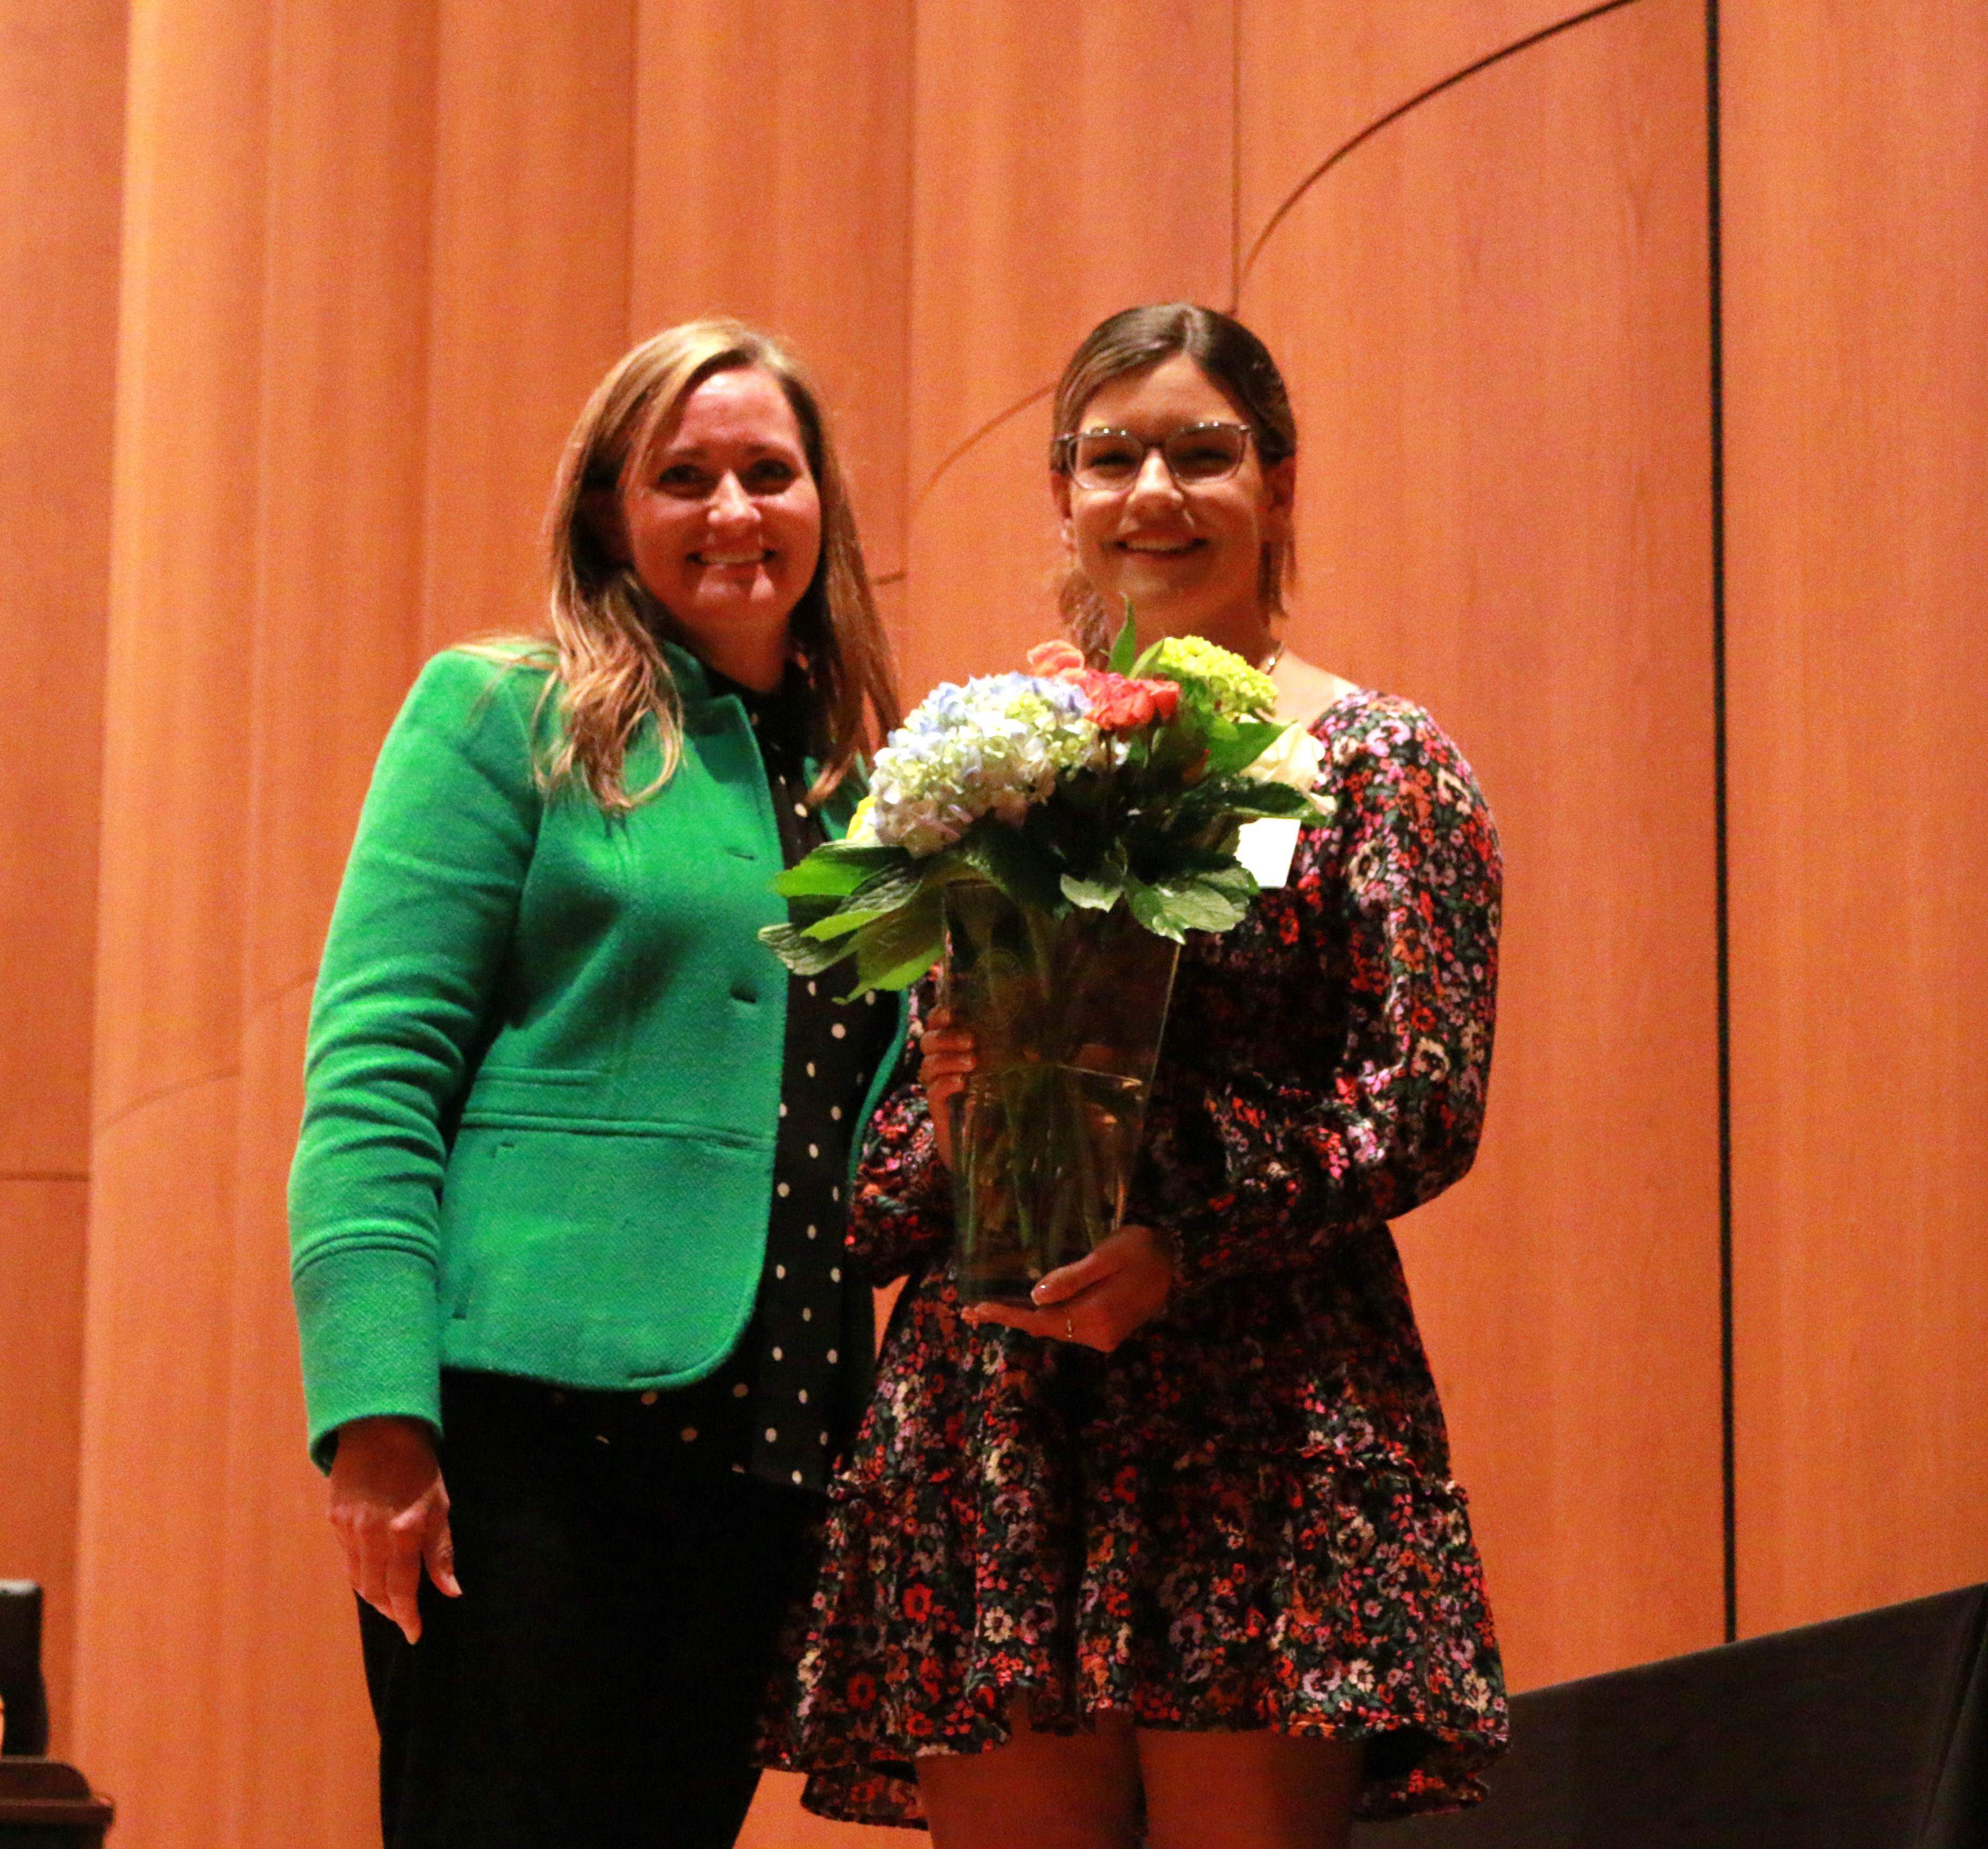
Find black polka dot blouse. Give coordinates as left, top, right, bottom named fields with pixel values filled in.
left=653, top=669, right=899, bottom=1492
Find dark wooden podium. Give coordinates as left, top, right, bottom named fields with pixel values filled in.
left=0, top=1761, right=114, bottom=1848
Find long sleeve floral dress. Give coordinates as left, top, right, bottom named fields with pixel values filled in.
left=765, top=690, right=1510, bottom=1827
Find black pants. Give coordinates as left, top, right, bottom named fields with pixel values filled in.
left=358, top=1371, right=817, bottom=1849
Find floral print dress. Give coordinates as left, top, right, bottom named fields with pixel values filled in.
left=765, top=691, right=1510, bottom=1827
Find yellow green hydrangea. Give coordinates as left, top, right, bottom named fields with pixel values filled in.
left=1144, top=635, right=1277, bottom=716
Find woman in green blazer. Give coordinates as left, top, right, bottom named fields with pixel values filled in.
left=289, top=319, right=907, bottom=1849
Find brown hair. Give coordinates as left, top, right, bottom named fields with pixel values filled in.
left=1050, top=303, right=1298, bottom=662
left=536, top=318, right=899, bottom=813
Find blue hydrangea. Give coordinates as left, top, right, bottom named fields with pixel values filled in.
left=865, top=673, right=1104, bottom=856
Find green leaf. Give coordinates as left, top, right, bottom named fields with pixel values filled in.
left=1123, top=874, right=1185, bottom=942
left=1142, top=708, right=1210, bottom=782
left=1199, top=861, right=1261, bottom=906
left=802, top=907, right=884, bottom=942
left=758, top=921, right=857, bottom=976
left=1209, top=778, right=1318, bottom=821
left=960, top=821, right=1066, bottom=913
left=1059, top=870, right=1123, bottom=911
left=772, top=840, right=909, bottom=899
left=1124, top=866, right=1255, bottom=942
left=847, top=891, right=947, bottom=995
left=1204, top=718, right=1285, bottom=776
left=1108, top=603, right=1140, bottom=676
left=796, top=857, right=929, bottom=940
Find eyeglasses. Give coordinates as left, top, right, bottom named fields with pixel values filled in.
left=1052, top=421, right=1254, bottom=492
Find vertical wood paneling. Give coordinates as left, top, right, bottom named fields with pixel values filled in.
left=900, top=402, right=1061, bottom=693
left=1240, top=0, right=1723, bottom=1689
left=1236, top=0, right=1582, bottom=278
left=73, top=2, right=271, bottom=1838
left=419, top=0, right=636, bottom=648
left=0, top=0, right=123, bottom=1176
left=630, top=0, right=914, bottom=578
left=1723, top=0, right=1988, bottom=1635
left=20, top=6, right=1983, bottom=1845
left=213, top=4, right=439, bottom=1842
left=897, top=0, right=1233, bottom=698
left=0, top=0, right=125, bottom=1752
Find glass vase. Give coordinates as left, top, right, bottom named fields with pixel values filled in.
left=942, top=881, right=1180, bottom=1305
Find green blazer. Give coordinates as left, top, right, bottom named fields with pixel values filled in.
left=288, top=644, right=908, bottom=1465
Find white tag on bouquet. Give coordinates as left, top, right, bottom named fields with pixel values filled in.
left=1236, top=817, right=1301, bottom=888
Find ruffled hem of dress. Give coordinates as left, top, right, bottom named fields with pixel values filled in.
left=764, top=1448, right=1508, bottom=1827
left=779, top=1690, right=1501, bottom=1830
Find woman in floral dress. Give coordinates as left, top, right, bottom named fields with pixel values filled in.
left=770, top=304, right=1508, bottom=1848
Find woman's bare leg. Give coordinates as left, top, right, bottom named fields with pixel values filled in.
left=1136, top=1728, right=1362, bottom=1849
left=915, top=1698, right=1143, bottom=1849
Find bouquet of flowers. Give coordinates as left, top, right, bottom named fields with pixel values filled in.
left=762, top=617, right=1329, bottom=988
left=761, top=615, right=1331, bottom=1301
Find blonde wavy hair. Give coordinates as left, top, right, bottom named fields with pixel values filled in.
left=533, top=319, right=899, bottom=813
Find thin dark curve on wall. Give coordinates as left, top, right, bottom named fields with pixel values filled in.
left=91, top=1062, right=243, bottom=1140
left=872, top=568, right=905, bottom=588
left=909, top=381, right=1056, bottom=517
left=908, top=4, right=1647, bottom=595
left=1706, top=0, right=1737, bottom=1648
left=1232, top=0, right=1644, bottom=298
left=0, top=1171, right=89, bottom=1184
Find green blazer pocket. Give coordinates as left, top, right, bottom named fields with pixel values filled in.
left=436, top=1123, right=776, bottom=1388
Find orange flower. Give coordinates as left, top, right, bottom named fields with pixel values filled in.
left=1080, top=671, right=1181, bottom=731
left=1025, top=639, right=1087, bottom=680
left=1022, top=643, right=1180, bottom=730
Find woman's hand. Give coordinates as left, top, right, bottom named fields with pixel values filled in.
left=962, top=1222, right=1175, bottom=1352
left=917, top=1005, right=977, bottom=1171
left=328, top=1415, right=461, bottom=1644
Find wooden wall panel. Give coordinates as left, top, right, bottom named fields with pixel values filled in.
left=29, top=4, right=1981, bottom=1844
left=73, top=2, right=270, bottom=1839
left=419, top=0, right=636, bottom=648
left=211, top=4, right=439, bottom=1842
left=1723, top=1, right=1988, bottom=1636
left=630, top=0, right=914, bottom=578
left=1236, top=0, right=1579, bottom=277
left=1240, top=0, right=1722, bottom=1689
left=0, top=0, right=125, bottom=1753
left=0, top=0, right=123, bottom=1176
left=901, top=406, right=1061, bottom=692
left=896, top=0, right=1232, bottom=698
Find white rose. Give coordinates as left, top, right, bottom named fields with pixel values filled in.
left=1244, top=721, right=1332, bottom=815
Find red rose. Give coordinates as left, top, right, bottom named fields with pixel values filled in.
left=1085, top=677, right=1155, bottom=730
left=1074, top=670, right=1181, bottom=731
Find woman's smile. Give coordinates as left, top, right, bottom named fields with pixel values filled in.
left=1054, top=352, right=1292, bottom=659
left=613, top=364, right=824, bottom=688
